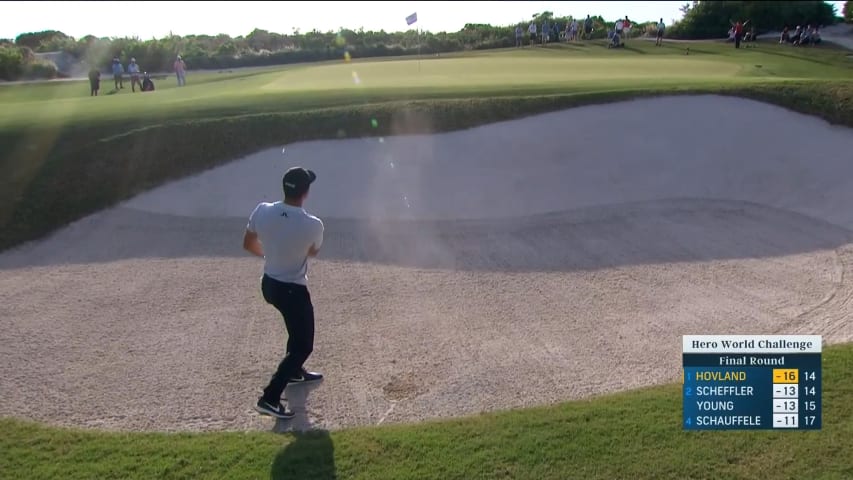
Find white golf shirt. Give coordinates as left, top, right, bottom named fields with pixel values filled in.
left=247, top=201, right=324, bottom=286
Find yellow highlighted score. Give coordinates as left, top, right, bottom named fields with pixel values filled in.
left=773, top=369, right=798, bottom=384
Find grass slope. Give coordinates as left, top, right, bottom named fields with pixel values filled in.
left=0, top=40, right=851, bottom=253
left=1, top=40, right=851, bottom=129
left=1, top=344, right=850, bottom=480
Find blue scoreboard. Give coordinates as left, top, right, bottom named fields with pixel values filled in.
left=683, top=335, right=822, bottom=430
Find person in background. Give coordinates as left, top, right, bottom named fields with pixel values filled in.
left=730, top=19, right=749, bottom=48
left=541, top=19, right=550, bottom=45
left=174, top=55, right=187, bottom=86
left=128, top=58, right=141, bottom=92
left=744, top=26, right=756, bottom=45
left=799, top=25, right=813, bottom=46
left=615, top=18, right=624, bottom=44
left=791, top=25, right=803, bottom=45
left=656, top=18, right=666, bottom=46
left=780, top=26, right=790, bottom=44
left=111, top=56, right=124, bottom=90
left=88, top=67, right=100, bottom=96
left=141, top=72, right=155, bottom=92
left=622, top=16, right=631, bottom=45
left=583, top=15, right=593, bottom=40
left=569, top=18, right=578, bottom=42
left=811, top=26, right=822, bottom=45
left=528, top=21, right=537, bottom=46
left=515, top=25, right=523, bottom=47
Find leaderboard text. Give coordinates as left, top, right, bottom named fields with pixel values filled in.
left=683, top=335, right=821, bottom=430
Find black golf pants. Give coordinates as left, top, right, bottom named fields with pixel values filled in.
left=260, top=274, right=315, bottom=403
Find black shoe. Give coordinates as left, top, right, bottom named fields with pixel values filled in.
left=254, top=398, right=295, bottom=419
left=289, top=368, right=323, bottom=384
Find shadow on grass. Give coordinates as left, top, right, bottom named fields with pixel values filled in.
left=271, top=429, right=336, bottom=480
left=621, top=43, right=647, bottom=54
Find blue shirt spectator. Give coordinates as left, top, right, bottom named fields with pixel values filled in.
left=111, top=58, right=124, bottom=75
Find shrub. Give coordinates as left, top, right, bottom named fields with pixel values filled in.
left=22, top=60, right=58, bottom=80
left=0, top=45, right=24, bottom=80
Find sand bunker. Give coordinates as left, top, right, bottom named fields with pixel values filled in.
left=1, top=95, right=852, bottom=433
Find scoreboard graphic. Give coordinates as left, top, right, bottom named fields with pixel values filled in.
left=683, top=335, right=822, bottom=430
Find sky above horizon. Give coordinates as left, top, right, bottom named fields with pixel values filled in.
left=4, top=1, right=844, bottom=40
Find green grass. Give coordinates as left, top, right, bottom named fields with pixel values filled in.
left=1, top=39, right=851, bottom=129
left=1, top=344, right=850, bottom=480
left=0, top=40, right=849, bottom=251
left=0, top=40, right=852, bottom=251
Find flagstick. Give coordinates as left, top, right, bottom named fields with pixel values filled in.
left=417, top=27, right=421, bottom=73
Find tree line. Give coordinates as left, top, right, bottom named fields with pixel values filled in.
left=0, top=1, right=843, bottom=81
left=668, top=0, right=839, bottom=39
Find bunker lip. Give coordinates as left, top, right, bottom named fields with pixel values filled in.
left=1, top=95, right=852, bottom=433
left=120, top=95, right=853, bottom=229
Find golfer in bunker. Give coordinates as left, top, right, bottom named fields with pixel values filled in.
left=243, top=166, right=325, bottom=419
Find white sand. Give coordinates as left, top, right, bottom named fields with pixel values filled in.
left=1, top=95, right=852, bottom=433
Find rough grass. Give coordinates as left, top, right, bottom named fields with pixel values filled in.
left=1, top=344, right=850, bottom=480
left=0, top=40, right=852, bottom=252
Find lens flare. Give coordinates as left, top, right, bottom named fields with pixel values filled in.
left=371, top=118, right=379, bottom=128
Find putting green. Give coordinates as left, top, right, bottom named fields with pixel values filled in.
left=1, top=41, right=850, bottom=131
left=261, top=56, right=740, bottom=91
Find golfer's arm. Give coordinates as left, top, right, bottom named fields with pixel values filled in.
left=307, top=223, right=324, bottom=258
left=243, top=230, right=264, bottom=258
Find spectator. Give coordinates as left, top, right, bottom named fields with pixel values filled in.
left=128, top=58, right=141, bottom=92
left=528, top=22, right=537, bottom=46
left=111, top=56, right=124, bottom=90
left=541, top=19, right=550, bottom=44
left=141, top=72, right=155, bottom=92
left=730, top=19, right=749, bottom=48
left=622, top=16, right=632, bottom=44
left=570, top=18, right=578, bottom=41
left=88, top=67, right=100, bottom=96
left=174, top=55, right=187, bottom=86
left=800, top=25, right=813, bottom=46
left=811, top=26, right=822, bottom=45
left=792, top=25, right=803, bottom=45
left=780, top=26, right=790, bottom=44
left=656, top=18, right=665, bottom=46
left=515, top=25, right=523, bottom=47
left=615, top=18, right=624, bottom=42
left=743, top=26, right=755, bottom=43
left=583, top=15, right=593, bottom=40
